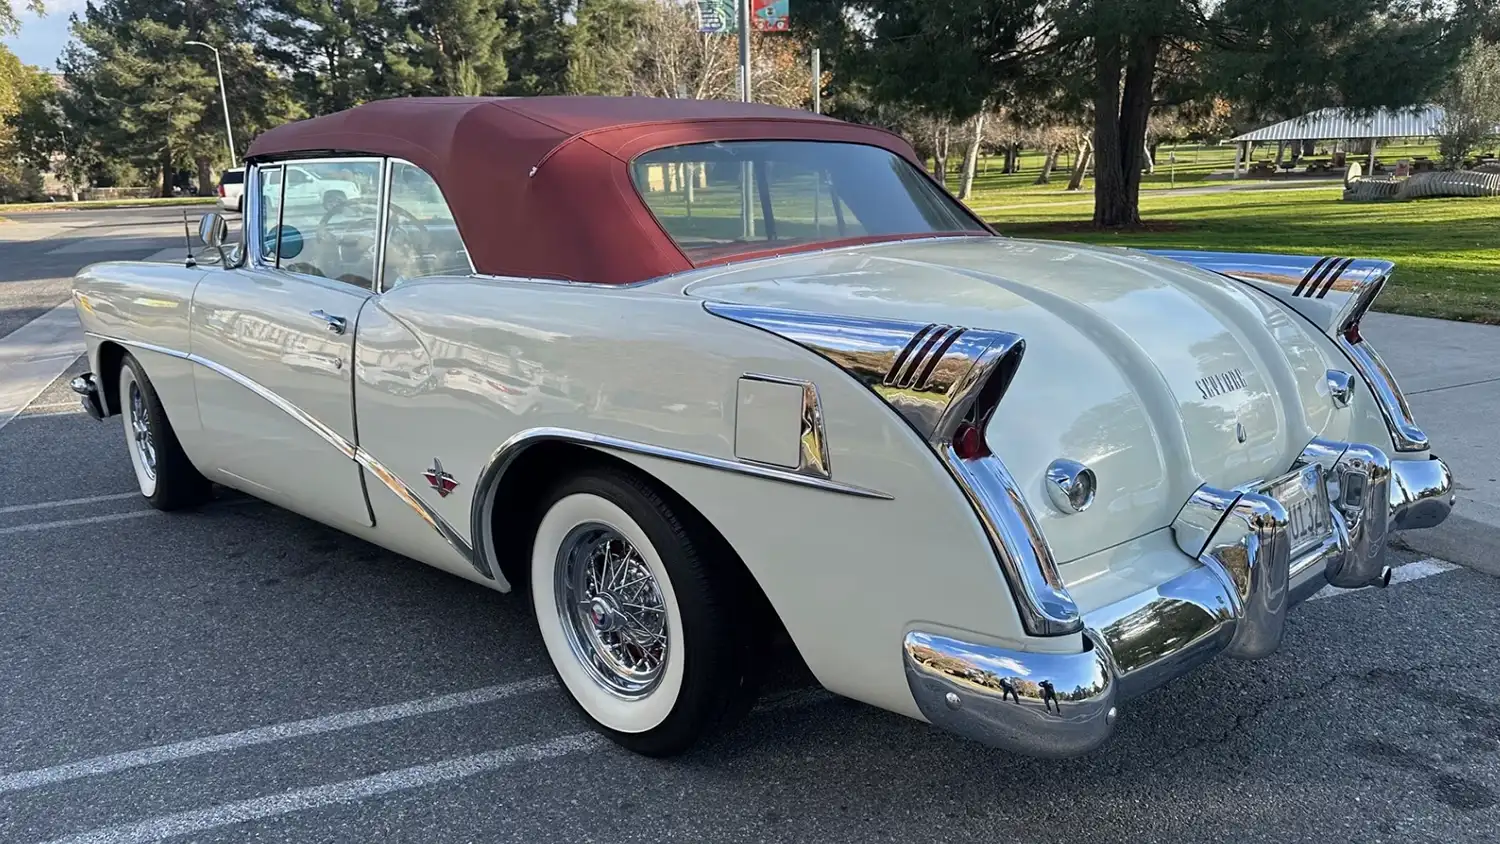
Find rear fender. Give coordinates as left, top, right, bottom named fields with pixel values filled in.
left=1146, top=250, right=1426, bottom=453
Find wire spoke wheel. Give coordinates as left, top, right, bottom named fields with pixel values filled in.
left=128, top=380, right=157, bottom=481
left=555, top=523, right=669, bottom=699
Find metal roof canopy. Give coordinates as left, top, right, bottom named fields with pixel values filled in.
left=1231, top=106, right=1445, bottom=143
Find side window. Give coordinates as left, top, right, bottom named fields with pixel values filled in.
left=381, top=161, right=473, bottom=289
left=276, top=160, right=383, bottom=289
left=256, top=165, right=284, bottom=264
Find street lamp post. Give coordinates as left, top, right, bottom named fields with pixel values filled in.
left=185, top=40, right=236, bottom=167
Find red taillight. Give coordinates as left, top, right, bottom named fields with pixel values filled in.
left=218, top=184, right=226, bottom=197
left=952, top=422, right=990, bottom=460
left=1343, top=320, right=1363, bottom=344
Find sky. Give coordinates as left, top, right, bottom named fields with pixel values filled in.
left=2, top=0, right=86, bottom=70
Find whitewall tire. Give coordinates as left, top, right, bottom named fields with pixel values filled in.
left=529, top=467, right=761, bottom=756
left=118, top=353, right=211, bottom=511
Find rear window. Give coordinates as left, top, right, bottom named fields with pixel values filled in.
left=629, top=140, right=988, bottom=261
left=219, top=169, right=244, bottom=186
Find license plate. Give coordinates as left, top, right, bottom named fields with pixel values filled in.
left=1263, top=465, right=1333, bottom=555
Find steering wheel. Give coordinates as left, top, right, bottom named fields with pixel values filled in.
left=381, top=202, right=433, bottom=279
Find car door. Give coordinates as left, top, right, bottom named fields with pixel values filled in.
left=190, top=158, right=384, bottom=531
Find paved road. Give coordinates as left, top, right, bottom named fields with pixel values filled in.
left=1, top=208, right=1498, bottom=843
left=0, top=206, right=217, bottom=339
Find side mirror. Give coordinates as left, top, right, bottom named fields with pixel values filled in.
left=198, top=212, right=229, bottom=248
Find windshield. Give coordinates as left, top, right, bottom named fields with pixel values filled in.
left=630, top=140, right=989, bottom=261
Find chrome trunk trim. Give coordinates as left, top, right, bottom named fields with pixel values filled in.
left=1338, top=336, right=1429, bottom=452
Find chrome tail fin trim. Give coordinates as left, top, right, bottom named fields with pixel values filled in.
left=705, top=302, right=1080, bottom=637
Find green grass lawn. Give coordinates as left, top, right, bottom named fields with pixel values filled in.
left=974, top=186, right=1500, bottom=324
left=0, top=196, right=219, bottom=213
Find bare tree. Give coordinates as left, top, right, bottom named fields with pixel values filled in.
left=957, top=110, right=987, bottom=199
left=1437, top=38, right=1500, bottom=168
left=632, top=0, right=811, bottom=108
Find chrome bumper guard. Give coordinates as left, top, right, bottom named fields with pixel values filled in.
left=70, top=373, right=106, bottom=421
left=903, top=439, right=1453, bottom=758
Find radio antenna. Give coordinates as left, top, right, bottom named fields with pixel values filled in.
left=182, top=210, right=197, bottom=269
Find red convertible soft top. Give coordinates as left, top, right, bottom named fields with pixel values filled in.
left=247, top=97, right=931, bottom=284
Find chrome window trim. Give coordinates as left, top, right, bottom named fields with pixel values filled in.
left=246, top=162, right=285, bottom=269
left=372, top=157, right=393, bottom=294
left=737, top=373, right=831, bottom=480
left=247, top=155, right=388, bottom=291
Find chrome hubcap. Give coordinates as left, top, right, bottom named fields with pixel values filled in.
left=128, top=381, right=156, bottom=480
left=555, top=524, right=668, bottom=699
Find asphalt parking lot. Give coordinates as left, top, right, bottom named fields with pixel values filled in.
left=2, top=206, right=1499, bottom=843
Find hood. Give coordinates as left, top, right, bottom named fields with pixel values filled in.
left=681, top=237, right=1338, bottom=563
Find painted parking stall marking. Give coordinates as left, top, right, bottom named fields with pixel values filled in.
left=0, top=676, right=556, bottom=795
left=0, top=492, right=139, bottom=515
left=39, top=733, right=605, bottom=844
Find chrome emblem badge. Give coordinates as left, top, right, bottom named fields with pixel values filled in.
left=423, top=458, right=459, bottom=498
left=1235, top=422, right=1248, bottom=443
left=1195, top=367, right=1248, bottom=400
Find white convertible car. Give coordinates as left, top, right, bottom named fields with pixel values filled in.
left=69, top=97, right=1454, bottom=758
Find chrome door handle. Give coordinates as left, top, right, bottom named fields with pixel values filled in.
left=310, top=310, right=347, bottom=335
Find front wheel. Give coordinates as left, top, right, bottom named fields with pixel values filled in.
left=530, top=468, right=759, bottom=756
left=118, top=354, right=211, bottom=510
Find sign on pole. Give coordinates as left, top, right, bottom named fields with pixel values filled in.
left=750, top=0, right=790, bottom=31
left=696, top=0, right=736, bottom=32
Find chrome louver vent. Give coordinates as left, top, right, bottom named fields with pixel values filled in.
left=884, top=324, right=967, bottom=392
left=1291, top=256, right=1356, bottom=299
left=701, top=303, right=1021, bottom=446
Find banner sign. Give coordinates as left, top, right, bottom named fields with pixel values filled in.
left=751, top=0, right=790, bottom=31
left=696, top=0, right=735, bottom=32
left=697, top=0, right=790, bottom=33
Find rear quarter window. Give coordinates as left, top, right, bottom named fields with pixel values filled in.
left=220, top=170, right=245, bottom=186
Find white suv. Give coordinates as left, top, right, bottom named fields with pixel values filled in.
left=217, top=167, right=244, bottom=212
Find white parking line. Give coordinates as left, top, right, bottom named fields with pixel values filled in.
left=0, top=302, right=85, bottom=433
left=39, top=732, right=604, bottom=844
left=0, top=492, right=138, bottom=515
left=0, top=509, right=162, bottom=536
left=0, top=497, right=259, bottom=535
left=0, top=675, right=555, bottom=795
left=1307, top=557, right=1459, bottom=602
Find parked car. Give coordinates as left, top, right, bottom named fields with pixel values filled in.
left=68, top=97, right=1454, bottom=759
left=217, top=167, right=244, bottom=212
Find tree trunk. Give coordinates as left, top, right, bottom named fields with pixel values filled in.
left=159, top=147, right=174, bottom=198
left=195, top=156, right=214, bottom=197
left=1003, top=144, right=1021, bottom=174
left=1035, top=147, right=1060, bottom=185
left=936, top=125, right=952, bottom=189
left=1092, top=34, right=1159, bottom=227
left=1146, top=139, right=1161, bottom=174
left=958, top=113, right=986, bottom=200
left=1066, top=140, right=1092, bottom=191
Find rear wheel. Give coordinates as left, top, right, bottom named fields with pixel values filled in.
left=118, top=354, right=211, bottom=510
left=530, top=468, right=759, bottom=756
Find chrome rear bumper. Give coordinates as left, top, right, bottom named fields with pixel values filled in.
left=902, top=443, right=1453, bottom=758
